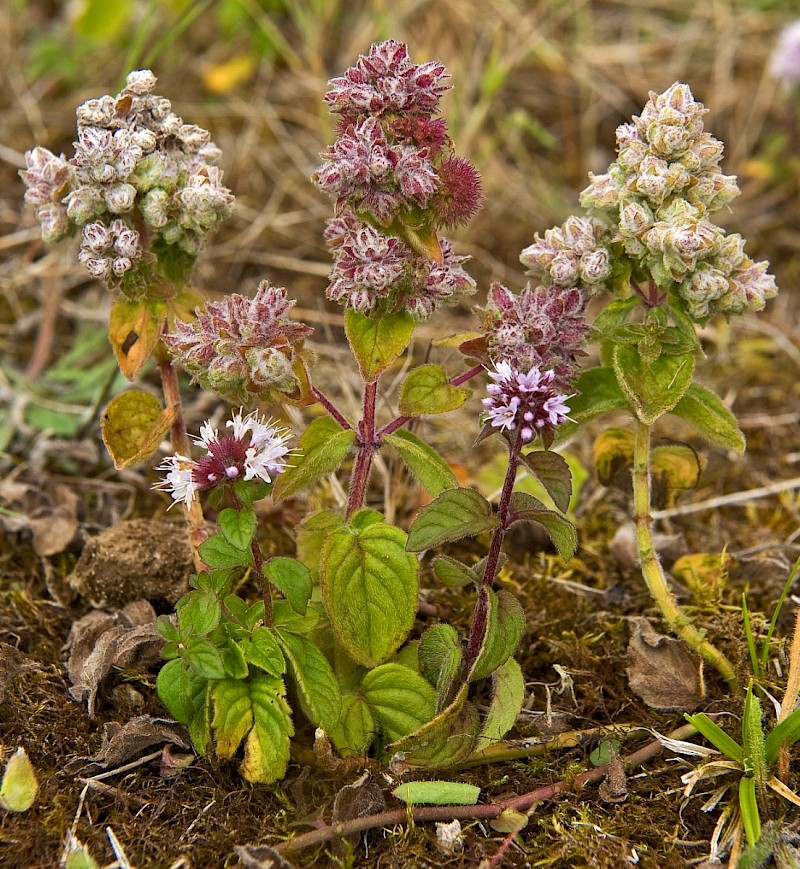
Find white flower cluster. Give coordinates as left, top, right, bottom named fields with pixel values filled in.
left=21, top=69, right=234, bottom=296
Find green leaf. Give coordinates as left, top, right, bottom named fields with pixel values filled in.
left=398, top=364, right=470, bottom=416
left=272, top=417, right=356, bottom=500
left=765, top=707, right=800, bottom=766
left=671, top=382, right=746, bottom=454
left=218, top=507, right=256, bottom=552
left=320, top=520, right=418, bottom=667
left=479, top=656, right=525, bottom=747
left=220, top=640, right=249, bottom=680
left=592, top=297, right=641, bottom=336
left=406, top=488, right=499, bottom=552
left=418, top=624, right=462, bottom=705
left=108, top=296, right=166, bottom=380
left=469, top=590, right=526, bottom=682
left=362, top=663, right=438, bottom=743
left=739, top=776, right=762, bottom=849
left=345, top=308, right=415, bottom=382
left=507, top=492, right=578, bottom=562
left=392, top=781, right=480, bottom=806
left=64, top=837, right=100, bottom=869
left=384, top=430, right=459, bottom=497
left=432, top=556, right=477, bottom=589
left=388, top=684, right=481, bottom=769
left=274, top=630, right=341, bottom=732
left=240, top=627, right=286, bottom=678
left=177, top=589, right=221, bottom=636
left=101, top=390, right=174, bottom=469
left=684, top=712, right=743, bottom=763
left=612, top=346, right=695, bottom=425
left=183, top=637, right=226, bottom=680
left=212, top=676, right=294, bottom=783
left=518, top=450, right=572, bottom=513
left=188, top=678, right=211, bottom=757
left=554, top=367, right=629, bottom=444
left=296, top=510, right=345, bottom=579
left=329, top=693, right=376, bottom=757
left=156, top=659, right=195, bottom=725
left=198, top=533, right=252, bottom=570
left=0, top=748, right=38, bottom=812
left=742, top=682, right=767, bottom=784
left=264, top=557, right=312, bottom=615
left=74, top=0, right=132, bottom=38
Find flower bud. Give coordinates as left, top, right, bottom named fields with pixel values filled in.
left=105, top=182, right=137, bottom=214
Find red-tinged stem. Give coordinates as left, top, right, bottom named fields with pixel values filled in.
left=463, top=431, right=521, bottom=674
left=311, top=385, right=352, bottom=430
left=346, top=380, right=378, bottom=520
left=156, top=341, right=206, bottom=571
left=272, top=722, right=699, bottom=857
left=377, top=363, right=485, bottom=439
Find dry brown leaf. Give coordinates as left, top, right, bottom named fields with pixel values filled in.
left=0, top=643, right=42, bottom=703
left=234, top=844, right=300, bottom=869
left=598, top=752, right=628, bottom=803
left=331, top=772, right=386, bottom=824
left=65, top=601, right=164, bottom=717
left=0, top=476, right=79, bottom=556
left=90, top=715, right=190, bottom=769
left=626, top=618, right=705, bottom=711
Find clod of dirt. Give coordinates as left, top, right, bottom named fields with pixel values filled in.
left=626, top=618, right=705, bottom=711
left=68, top=517, right=192, bottom=607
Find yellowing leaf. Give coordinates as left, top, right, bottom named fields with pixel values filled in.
left=101, top=390, right=175, bottom=469
left=0, top=747, right=38, bottom=812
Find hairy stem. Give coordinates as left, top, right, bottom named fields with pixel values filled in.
left=311, top=385, right=352, bottom=430
left=156, top=341, right=206, bottom=570
left=463, top=433, right=520, bottom=675
left=346, top=380, right=378, bottom=520
left=633, top=419, right=738, bottom=691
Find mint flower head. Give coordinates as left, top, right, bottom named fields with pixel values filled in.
left=163, top=281, right=314, bottom=406
left=155, top=410, right=293, bottom=508
left=482, top=361, right=572, bottom=447
left=315, top=41, right=482, bottom=320
left=578, top=82, right=776, bottom=320
left=478, top=283, right=590, bottom=385
left=20, top=69, right=234, bottom=298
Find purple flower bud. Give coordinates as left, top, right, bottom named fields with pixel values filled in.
left=104, top=182, right=137, bottom=213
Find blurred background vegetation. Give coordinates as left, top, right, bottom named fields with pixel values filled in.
left=2, top=0, right=800, bottom=444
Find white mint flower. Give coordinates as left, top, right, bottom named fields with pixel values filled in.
left=155, top=410, right=293, bottom=506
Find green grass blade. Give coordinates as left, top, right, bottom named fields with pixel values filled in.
left=684, top=713, right=743, bottom=763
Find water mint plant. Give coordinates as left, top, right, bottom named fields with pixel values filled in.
left=20, top=69, right=236, bottom=562
left=540, top=82, right=778, bottom=690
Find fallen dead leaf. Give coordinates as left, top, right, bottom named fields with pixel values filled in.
left=89, top=715, right=190, bottom=769
left=626, top=618, right=705, bottom=711
left=65, top=600, right=164, bottom=717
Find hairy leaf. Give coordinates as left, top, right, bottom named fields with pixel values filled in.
left=198, top=533, right=252, bottom=570
left=612, top=346, right=694, bottom=425
left=384, top=430, right=459, bottom=496
left=345, top=308, right=415, bottom=382
left=101, top=390, right=174, bottom=469
left=671, top=382, right=746, bottom=454
left=329, top=693, right=376, bottom=757
left=398, top=364, right=470, bottom=416
left=392, top=780, right=480, bottom=805
left=508, top=492, right=578, bottom=561
left=264, top=557, right=312, bottom=615
left=362, top=663, right=437, bottom=743
left=218, top=507, right=257, bottom=552
left=0, top=748, right=38, bottom=812
left=418, top=624, right=462, bottom=705
left=406, top=488, right=499, bottom=552
left=468, top=590, right=525, bottom=682
left=479, top=656, right=526, bottom=747
left=518, top=450, right=572, bottom=513
left=321, top=520, right=418, bottom=667
left=274, top=629, right=341, bottom=732
left=239, top=627, right=285, bottom=679
left=273, top=417, right=356, bottom=500
left=108, top=297, right=166, bottom=380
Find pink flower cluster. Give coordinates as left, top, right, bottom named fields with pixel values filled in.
left=325, top=210, right=475, bottom=320
left=482, top=362, right=572, bottom=445
left=155, top=410, right=293, bottom=508
left=478, top=283, right=590, bottom=385
left=315, top=41, right=482, bottom=319
left=324, top=39, right=449, bottom=120
left=164, top=282, right=313, bottom=403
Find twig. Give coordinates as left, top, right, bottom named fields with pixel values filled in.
left=272, top=721, right=698, bottom=857
left=652, top=476, right=800, bottom=521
